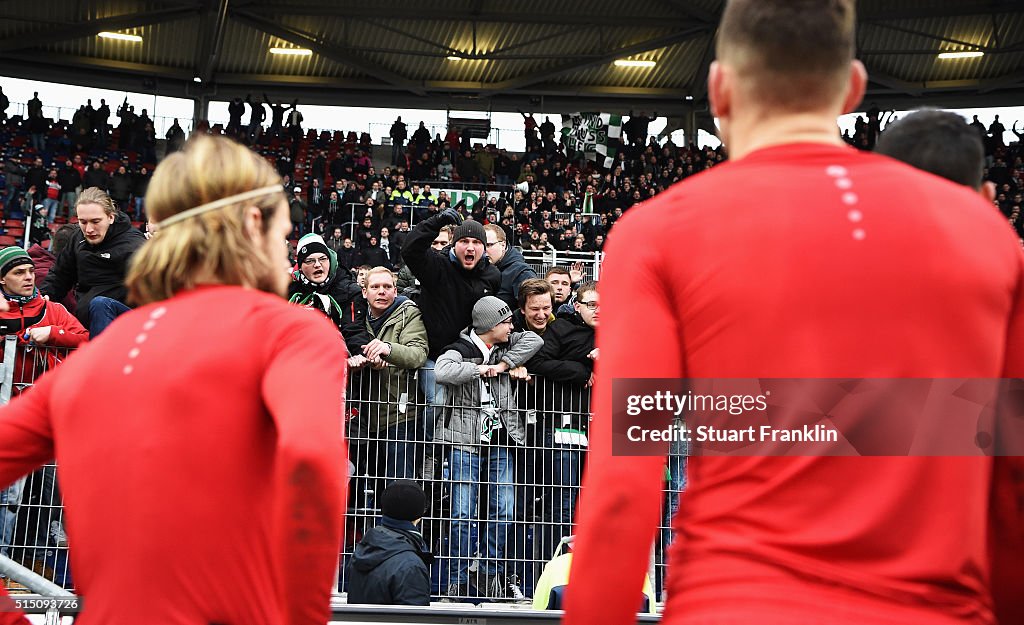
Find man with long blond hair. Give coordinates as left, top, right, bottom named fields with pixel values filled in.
left=0, top=136, right=348, bottom=625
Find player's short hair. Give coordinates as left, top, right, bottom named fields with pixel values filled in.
left=717, top=0, right=856, bottom=110
left=875, top=110, right=985, bottom=190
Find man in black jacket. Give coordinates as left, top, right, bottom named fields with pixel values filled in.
left=484, top=223, right=537, bottom=310
left=41, top=187, right=146, bottom=335
left=401, top=212, right=500, bottom=468
left=287, top=233, right=369, bottom=358
left=525, top=281, right=598, bottom=574
left=347, top=481, right=433, bottom=605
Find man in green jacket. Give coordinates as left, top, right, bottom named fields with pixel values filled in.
left=350, top=266, right=429, bottom=483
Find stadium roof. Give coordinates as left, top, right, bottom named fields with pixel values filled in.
left=2, top=0, right=1024, bottom=122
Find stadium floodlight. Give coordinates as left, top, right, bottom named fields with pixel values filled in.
left=937, top=51, right=984, bottom=59
left=270, top=47, right=312, bottom=56
left=446, top=55, right=464, bottom=61
left=614, top=59, right=656, bottom=68
left=98, top=31, right=142, bottom=42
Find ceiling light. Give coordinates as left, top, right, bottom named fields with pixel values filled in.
left=270, top=47, right=312, bottom=56
left=614, top=59, right=656, bottom=68
left=685, top=95, right=694, bottom=100
left=193, top=76, right=202, bottom=83
left=447, top=55, right=464, bottom=61
left=937, top=51, right=984, bottom=59
left=98, top=31, right=142, bottom=42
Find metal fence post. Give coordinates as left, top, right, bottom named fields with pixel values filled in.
left=0, top=335, right=18, bottom=405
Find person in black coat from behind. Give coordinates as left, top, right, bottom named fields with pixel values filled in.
left=348, top=481, right=433, bottom=605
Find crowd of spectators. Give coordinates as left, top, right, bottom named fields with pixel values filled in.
left=4, top=86, right=1024, bottom=604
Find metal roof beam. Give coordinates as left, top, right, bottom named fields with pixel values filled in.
left=244, top=4, right=702, bottom=28
left=860, top=1, right=1024, bottom=21
left=230, top=9, right=427, bottom=96
left=657, top=0, right=717, bottom=24
left=196, top=0, right=231, bottom=83
left=0, top=5, right=201, bottom=53
left=864, top=68, right=924, bottom=97
left=485, top=26, right=710, bottom=95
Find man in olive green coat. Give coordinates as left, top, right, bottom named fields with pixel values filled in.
left=351, top=266, right=429, bottom=483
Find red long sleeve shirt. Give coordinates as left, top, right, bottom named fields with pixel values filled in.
left=0, top=285, right=348, bottom=625
left=565, top=143, right=1024, bottom=625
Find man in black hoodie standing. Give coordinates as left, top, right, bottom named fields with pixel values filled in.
left=41, top=187, right=146, bottom=335
left=401, top=211, right=500, bottom=476
left=347, top=481, right=433, bottom=605
left=525, top=281, right=598, bottom=577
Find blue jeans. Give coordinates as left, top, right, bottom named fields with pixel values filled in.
left=89, top=296, right=131, bottom=337
left=418, top=360, right=444, bottom=477
left=133, top=197, right=145, bottom=221
left=43, top=198, right=59, bottom=223
left=448, top=444, right=514, bottom=588
left=0, top=478, right=26, bottom=558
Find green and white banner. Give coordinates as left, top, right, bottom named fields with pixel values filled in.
left=560, top=113, right=623, bottom=168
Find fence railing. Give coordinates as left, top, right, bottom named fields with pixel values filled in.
left=0, top=333, right=685, bottom=617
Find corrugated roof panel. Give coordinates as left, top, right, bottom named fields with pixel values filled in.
left=39, top=17, right=202, bottom=69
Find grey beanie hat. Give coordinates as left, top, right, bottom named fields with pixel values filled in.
left=472, top=296, right=513, bottom=334
left=451, top=219, right=486, bottom=244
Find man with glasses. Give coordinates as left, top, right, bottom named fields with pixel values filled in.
left=484, top=224, right=537, bottom=310
left=288, top=233, right=369, bottom=359
left=435, top=296, right=542, bottom=601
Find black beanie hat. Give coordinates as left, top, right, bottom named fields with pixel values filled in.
left=380, top=480, right=426, bottom=522
left=451, top=219, right=486, bottom=244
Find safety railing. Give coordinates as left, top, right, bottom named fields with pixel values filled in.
left=0, top=334, right=686, bottom=618
left=520, top=250, right=603, bottom=282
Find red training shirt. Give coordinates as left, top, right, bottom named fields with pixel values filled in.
left=565, top=143, right=1024, bottom=625
left=0, top=285, right=348, bottom=625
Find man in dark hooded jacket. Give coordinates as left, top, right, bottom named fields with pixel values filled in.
left=484, top=224, right=536, bottom=310
left=287, top=233, right=369, bottom=357
left=525, top=281, right=598, bottom=577
left=347, top=481, right=433, bottom=605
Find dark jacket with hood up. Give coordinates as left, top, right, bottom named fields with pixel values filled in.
left=401, top=212, right=501, bottom=360
left=288, top=246, right=369, bottom=355
left=40, top=210, right=146, bottom=327
left=347, top=517, right=433, bottom=605
left=493, top=245, right=537, bottom=310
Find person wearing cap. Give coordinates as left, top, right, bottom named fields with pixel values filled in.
left=0, top=245, right=86, bottom=594
left=434, top=296, right=542, bottom=601
left=347, top=480, right=434, bottom=606
left=0, top=136, right=348, bottom=625
left=288, top=232, right=369, bottom=358
left=289, top=186, right=307, bottom=238
left=401, top=210, right=500, bottom=479
left=0, top=246, right=89, bottom=380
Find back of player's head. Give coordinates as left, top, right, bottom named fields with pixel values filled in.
left=875, top=110, right=985, bottom=190
left=716, top=0, right=856, bottom=110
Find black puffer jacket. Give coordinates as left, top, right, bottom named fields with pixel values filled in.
left=40, top=211, right=146, bottom=327
left=347, top=518, right=433, bottom=606
left=494, top=245, right=537, bottom=310
left=401, top=213, right=500, bottom=360
left=525, top=309, right=595, bottom=428
left=287, top=260, right=369, bottom=355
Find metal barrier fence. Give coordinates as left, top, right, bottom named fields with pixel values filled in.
left=521, top=250, right=604, bottom=283
left=0, top=333, right=685, bottom=615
